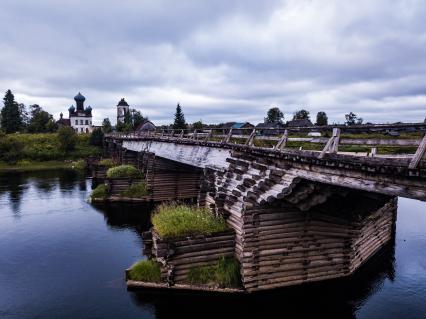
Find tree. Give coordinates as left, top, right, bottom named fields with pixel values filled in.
left=132, top=110, right=146, bottom=130
left=345, top=112, right=363, bottom=125
left=192, top=120, right=203, bottom=130
left=102, top=118, right=112, bottom=133
left=173, top=103, right=187, bottom=130
left=315, top=112, right=328, bottom=126
left=116, top=110, right=133, bottom=132
left=1, top=90, right=23, bottom=133
left=27, top=104, right=56, bottom=133
left=89, top=127, right=104, bottom=146
left=57, top=126, right=77, bottom=151
left=293, top=109, right=310, bottom=120
left=265, top=107, right=284, bottom=124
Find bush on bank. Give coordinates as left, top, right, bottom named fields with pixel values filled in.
left=106, top=165, right=142, bottom=179
left=128, top=260, right=161, bottom=282
left=0, top=133, right=101, bottom=164
left=151, top=204, right=228, bottom=239
left=91, top=184, right=108, bottom=200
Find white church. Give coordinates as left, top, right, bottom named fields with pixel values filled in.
left=57, top=92, right=93, bottom=133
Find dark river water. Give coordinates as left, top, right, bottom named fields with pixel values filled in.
left=0, top=170, right=425, bottom=319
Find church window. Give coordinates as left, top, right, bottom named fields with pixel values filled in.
left=75, top=120, right=78, bottom=125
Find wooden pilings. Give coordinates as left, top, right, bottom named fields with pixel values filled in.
left=146, top=230, right=235, bottom=286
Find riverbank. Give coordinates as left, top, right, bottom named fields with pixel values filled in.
left=0, top=160, right=82, bottom=173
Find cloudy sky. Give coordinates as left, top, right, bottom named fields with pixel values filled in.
left=1, top=0, right=425, bottom=125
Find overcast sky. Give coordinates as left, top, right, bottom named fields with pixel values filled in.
left=1, top=0, right=425, bottom=125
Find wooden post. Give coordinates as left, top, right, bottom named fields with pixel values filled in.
left=245, top=129, right=256, bottom=146
left=204, top=130, right=212, bottom=142
left=223, top=128, right=233, bottom=143
left=409, top=134, right=426, bottom=169
left=192, top=130, right=198, bottom=140
left=179, top=130, right=184, bottom=139
left=370, top=147, right=377, bottom=157
left=274, top=130, right=288, bottom=151
left=319, top=128, right=340, bottom=158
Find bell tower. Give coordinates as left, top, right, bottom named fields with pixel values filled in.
left=117, top=98, right=130, bottom=123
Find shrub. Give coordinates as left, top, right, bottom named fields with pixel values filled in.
left=0, top=136, right=23, bottom=164
left=89, top=128, right=104, bottom=146
left=128, top=260, right=161, bottom=282
left=188, top=257, right=240, bottom=288
left=106, top=165, right=142, bottom=179
left=120, top=182, right=149, bottom=198
left=91, top=184, right=108, bottom=200
left=152, top=204, right=228, bottom=239
left=58, top=127, right=77, bottom=151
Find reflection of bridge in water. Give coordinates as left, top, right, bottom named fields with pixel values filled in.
left=104, top=123, right=425, bottom=292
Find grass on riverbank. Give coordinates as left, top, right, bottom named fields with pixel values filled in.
left=120, top=182, right=149, bottom=198
left=1, top=133, right=101, bottom=162
left=0, top=160, right=81, bottom=173
left=187, top=257, right=241, bottom=288
left=106, top=165, right=143, bottom=179
left=128, top=260, right=161, bottom=282
left=151, top=204, right=228, bottom=239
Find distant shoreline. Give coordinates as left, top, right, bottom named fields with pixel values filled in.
left=0, top=160, right=82, bottom=173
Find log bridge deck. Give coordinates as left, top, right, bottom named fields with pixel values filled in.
left=104, top=123, right=426, bottom=292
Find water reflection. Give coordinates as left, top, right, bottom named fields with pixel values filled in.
left=129, top=241, right=395, bottom=319
left=92, top=202, right=153, bottom=235
left=0, top=170, right=425, bottom=319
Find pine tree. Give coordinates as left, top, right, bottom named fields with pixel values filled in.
left=173, top=103, right=187, bottom=130
left=1, top=90, right=23, bottom=133
left=315, top=112, right=328, bottom=126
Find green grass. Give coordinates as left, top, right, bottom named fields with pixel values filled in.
left=106, top=165, right=142, bottom=179
left=90, top=184, right=108, bottom=200
left=128, top=260, right=161, bottom=282
left=120, top=182, right=149, bottom=198
left=0, top=133, right=101, bottom=162
left=151, top=204, right=228, bottom=239
left=187, top=257, right=241, bottom=288
left=0, top=160, right=77, bottom=173
left=99, top=158, right=116, bottom=168
left=71, top=159, right=86, bottom=170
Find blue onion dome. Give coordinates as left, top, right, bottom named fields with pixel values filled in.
left=86, top=105, right=92, bottom=111
left=68, top=105, right=75, bottom=112
left=74, top=92, right=86, bottom=102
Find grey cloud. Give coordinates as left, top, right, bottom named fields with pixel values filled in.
left=0, top=0, right=425, bottom=125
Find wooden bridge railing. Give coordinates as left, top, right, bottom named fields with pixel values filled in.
left=105, top=123, right=426, bottom=169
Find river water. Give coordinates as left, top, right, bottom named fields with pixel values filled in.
left=0, top=170, right=425, bottom=319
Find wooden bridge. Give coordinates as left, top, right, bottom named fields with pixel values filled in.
left=104, top=123, right=426, bottom=292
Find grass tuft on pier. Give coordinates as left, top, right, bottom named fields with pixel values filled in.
left=106, top=165, right=142, bottom=179
left=188, top=257, right=241, bottom=288
left=152, top=204, right=228, bottom=239
left=90, top=184, right=108, bottom=200
left=99, top=158, right=116, bottom=168
left=120, top=182, right=149, bottom=198
left=128, top=260, right=161, bottom=282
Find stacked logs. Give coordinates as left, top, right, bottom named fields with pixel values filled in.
left=145, top=230, right=235, bottom=285
left=234, top=197, right=396, bottom=292
left=142, top=153, right=203, bottom=202
left=203, top=150, right=398, bottom=292
left=105, top=178, right=145, bottom=196
left=91, top=163, right=108, bottom=180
